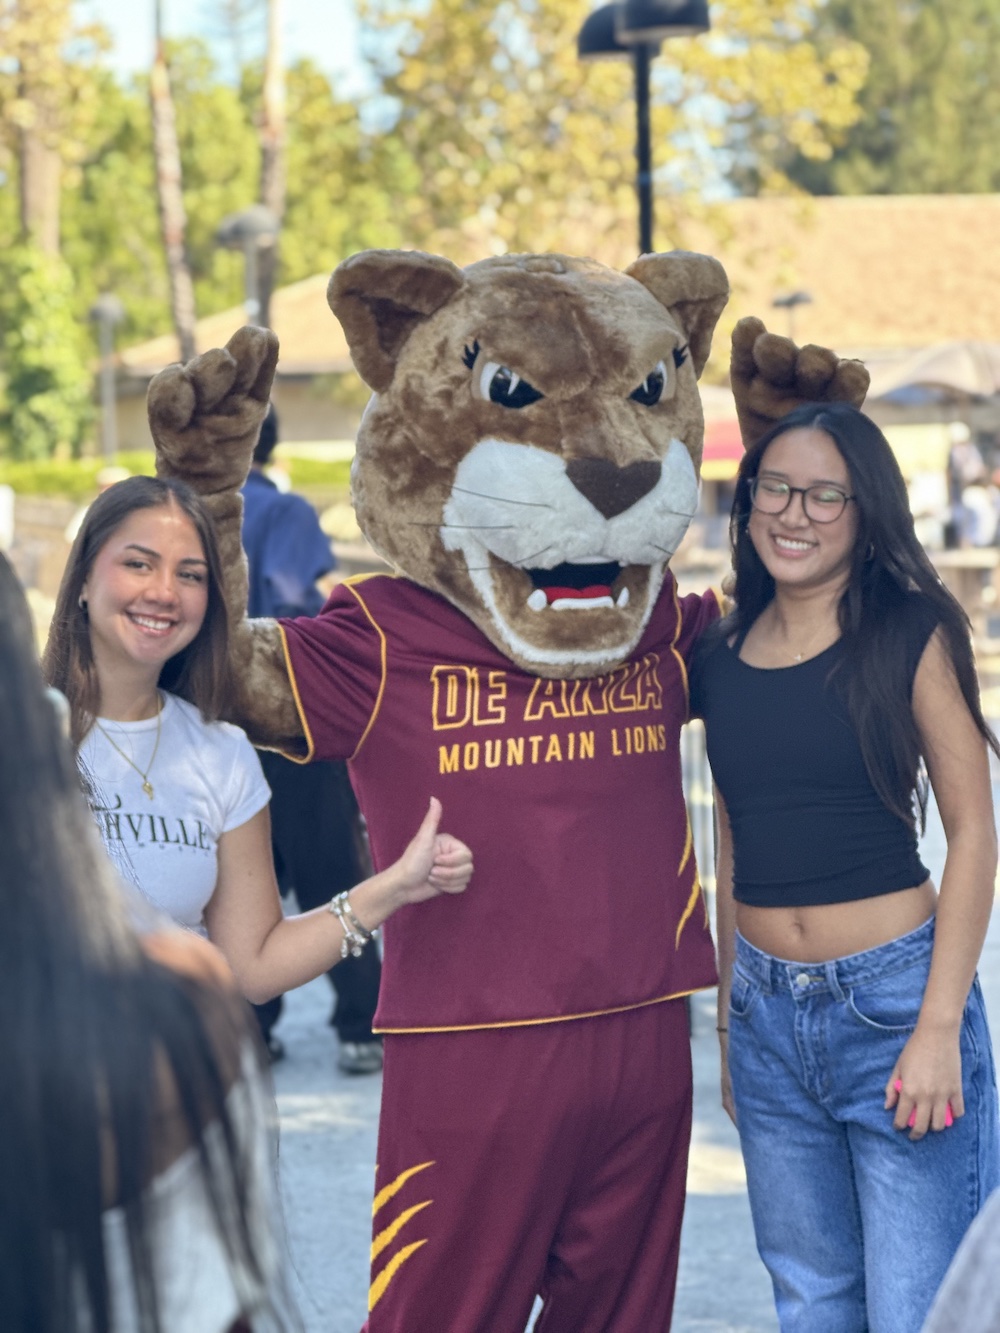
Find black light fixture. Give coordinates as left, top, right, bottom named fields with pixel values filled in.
left=578, top=3, right=634, bottom=60
left=772, top=290, right=813, bottom=341
left=216, top=204, right=281, bottom=323
left=577, top=2, right=710, bottom=256
left=616, top=0, right=710, bottom=43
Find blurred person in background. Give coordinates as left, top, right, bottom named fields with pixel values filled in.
left=242, top=404, right=384, bottom=1075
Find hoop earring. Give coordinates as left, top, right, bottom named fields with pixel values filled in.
left=865, top=543, right=875, bottom=562
left=78, top=595, right=88, bottom=612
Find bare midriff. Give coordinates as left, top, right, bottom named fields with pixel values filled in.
left=737, top=879, right=938, bottom=964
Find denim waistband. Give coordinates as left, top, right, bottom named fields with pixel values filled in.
left=734, top=916, right=935, bottom=996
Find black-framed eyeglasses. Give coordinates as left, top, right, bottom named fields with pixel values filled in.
left=749, top=476, right=855, bottom=524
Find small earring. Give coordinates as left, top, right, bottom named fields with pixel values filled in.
left=865, top=543, right=875, bottom=561
left=78, top=595, right=88, bottom=611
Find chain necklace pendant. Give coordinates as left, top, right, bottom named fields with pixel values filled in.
left=142, top=780, right=154, bottom=799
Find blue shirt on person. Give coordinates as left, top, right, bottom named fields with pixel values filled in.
left=240, top=468, right=336, bottom=620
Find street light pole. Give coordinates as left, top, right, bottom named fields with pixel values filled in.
left=578, top=0, right=710, bottom=256
left=88, top=294, right=126, bottom=461
left=634, top=43, right=655, bottom=255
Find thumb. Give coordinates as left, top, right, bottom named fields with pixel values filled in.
left=417, top=796, right=442, bottom=842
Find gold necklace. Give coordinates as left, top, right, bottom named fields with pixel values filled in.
left=783, top=622, right=830, bottom=663
left=94, top=694, right=163, bottom=799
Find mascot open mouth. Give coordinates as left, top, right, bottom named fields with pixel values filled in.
left=523, top=560, right=629, bottom=611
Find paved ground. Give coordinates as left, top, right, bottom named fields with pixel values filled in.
left=271, top=777, right=1000, bottom=1333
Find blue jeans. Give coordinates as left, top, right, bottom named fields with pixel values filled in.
left=727, top=918, right=1000, bottom=1333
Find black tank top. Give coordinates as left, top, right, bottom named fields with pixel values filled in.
left=690, top=601, right=937, bottom=907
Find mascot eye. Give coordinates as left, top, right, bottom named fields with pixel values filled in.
left=479, top=361, right=544, bottom=409
left=630, top=360, right=668, bottom=407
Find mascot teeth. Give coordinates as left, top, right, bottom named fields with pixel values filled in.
left=527, top=589, right=547, bottom=612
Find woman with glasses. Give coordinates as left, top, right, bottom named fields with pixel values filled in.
left=690, top=401, right=1000, bottom=1333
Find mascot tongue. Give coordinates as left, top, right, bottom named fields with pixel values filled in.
left=529, top=560, right=621, bottom=604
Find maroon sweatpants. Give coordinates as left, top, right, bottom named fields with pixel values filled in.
left=363, top=997, right=693, bottom=1332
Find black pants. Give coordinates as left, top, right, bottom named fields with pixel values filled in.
left=253, top=752, right=381, bottom=1044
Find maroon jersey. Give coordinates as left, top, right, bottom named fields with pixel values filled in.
left=280, top=573, right=719, bottom=1031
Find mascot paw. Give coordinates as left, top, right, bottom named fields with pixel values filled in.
left=730, top=316, right=870, bottom=452
left=148, top=326, right=279, bottom=494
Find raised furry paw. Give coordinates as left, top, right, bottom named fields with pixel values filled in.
left=730, top=316, right=870, bottom=453
left=148, top=326, right=279, bottom=495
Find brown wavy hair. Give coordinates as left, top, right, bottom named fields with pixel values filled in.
left=42, top=476, right=231, bottom=747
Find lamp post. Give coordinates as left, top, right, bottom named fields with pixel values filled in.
left=771, top=290, right=813, bottom=342
left=578, top=0, right=710, bottom=256
left=88, top=293, right=126, bottom=461
left=215, top=204, right=281, bottom=323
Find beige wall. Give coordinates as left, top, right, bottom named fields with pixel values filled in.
left=113, top=377, right=365, bottom=454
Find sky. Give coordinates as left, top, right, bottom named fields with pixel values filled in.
left=82, top=0, right=364, bottom=92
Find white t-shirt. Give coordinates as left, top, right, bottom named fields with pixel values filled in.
left=80, top=693, right=271, bottom=931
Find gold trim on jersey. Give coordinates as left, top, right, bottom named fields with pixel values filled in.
left=372, top=984, right=711, bottom=1034
left=276, top=622, right=316, bottom=764
left=341, top=578, right=389, bottom=760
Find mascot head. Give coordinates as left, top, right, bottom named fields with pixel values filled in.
left=329, top=248, right=728, bottom=679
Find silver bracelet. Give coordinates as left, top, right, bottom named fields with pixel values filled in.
left=328, top=891, right=370, bottom=959
left=341, top=892, right=376, bottom=943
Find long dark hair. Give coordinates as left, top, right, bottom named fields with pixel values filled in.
left=0, top=553, right=283, bottom=1332
left=42, top=476, right=230, bottom=747
left=725, top=401, right=998, bottom=825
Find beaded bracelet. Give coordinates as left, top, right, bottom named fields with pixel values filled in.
left=329, top=891, right=376, bottom=959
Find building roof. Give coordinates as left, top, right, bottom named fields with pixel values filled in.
left=119, top=195, right=1000, bottom=378
left=119, top=272, right=353, bottom=379
left=692, top=194, right=1000, bottom=358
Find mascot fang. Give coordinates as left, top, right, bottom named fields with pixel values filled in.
left=149, top=247, right=867, bottom=1333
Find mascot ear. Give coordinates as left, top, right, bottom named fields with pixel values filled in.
left=328, top=249, right=467, bottom=392
left=625, top=251, right=729, bottom=379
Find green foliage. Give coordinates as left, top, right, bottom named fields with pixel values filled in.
left=753, top=0, right=1000, bottom=194
left=357, top=0, right=866, bottom=255
left=284, top=457, right=353, bottom=492
left=0, top=451, right=155, bottom=500
left=0, top=245, right=93, bottom=460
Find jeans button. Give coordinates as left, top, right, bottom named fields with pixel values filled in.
left=795, top=972, right=811, bottom=988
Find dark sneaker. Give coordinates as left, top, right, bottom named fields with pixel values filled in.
left=337, top=1040, right=384, bottom=1075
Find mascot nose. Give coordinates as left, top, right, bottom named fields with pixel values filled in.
left=565, top=458, right=662, bottom=520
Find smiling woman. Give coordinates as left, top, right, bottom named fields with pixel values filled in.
left=41, top=476, right=474, bottom=1010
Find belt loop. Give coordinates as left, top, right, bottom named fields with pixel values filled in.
left=825, top=960, right=846, bottom=1002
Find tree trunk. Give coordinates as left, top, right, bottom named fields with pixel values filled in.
left=16, top=55, right=60, bottom=255
left=150, top=14, right=197, bottom=362
left=257, top=0, right=286, bottom=329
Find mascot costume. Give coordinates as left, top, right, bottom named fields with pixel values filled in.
left=148, top=249, right=867, bottom=1332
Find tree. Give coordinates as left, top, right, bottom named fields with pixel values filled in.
left=355, top=0, right=866, bottom=261
left=257, top=0, right=286, bottom=327
left=151, top=0, right=198, bottom=360
left=0, top=0, right=107, bottom=252
left=0, top=244, right=92, bottom=459
left=752, top=0, right=1000, bottom=194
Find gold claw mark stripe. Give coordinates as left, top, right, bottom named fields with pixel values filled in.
left=372, top=1200, right=432, bottom=1263
left=369, top=1239, right=428, bottom=1312
left=678, top=816, right=693, bottom=876
left=675, top=816, right=701, bottom=949
left=373, top=1160, right=435, bottom=1217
